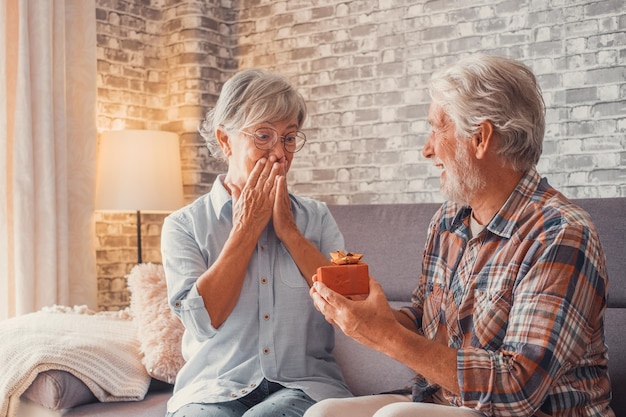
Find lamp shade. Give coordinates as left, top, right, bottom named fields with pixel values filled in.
left=95, top=130, right=184, bottom=212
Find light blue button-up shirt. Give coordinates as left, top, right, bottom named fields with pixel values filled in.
left=161, top=176, right=352, bottom=413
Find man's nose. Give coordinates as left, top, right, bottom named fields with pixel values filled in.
left=422, top=134, right=434, bottom=159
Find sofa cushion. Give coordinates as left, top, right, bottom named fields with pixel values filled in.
left=333, top=300, right=415, bottom=396
left=127, top=263, right=185, bottom=384
left=63, top=391, right=171, bottom=417
left=21, top=370, right=96, bottom=410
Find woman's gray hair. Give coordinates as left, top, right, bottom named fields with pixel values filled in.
left=429, top=54, right=545, bottom=172
left=199, top=68, right=307, bottom=161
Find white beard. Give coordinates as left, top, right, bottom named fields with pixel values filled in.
left=440, top=142, right=486, bottom=206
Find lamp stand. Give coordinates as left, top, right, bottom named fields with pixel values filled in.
left=136, top=210, right=143, bottom=264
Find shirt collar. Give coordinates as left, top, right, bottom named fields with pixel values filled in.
left=209, top=174, right=232, bottom=219
left=487, top=167, right=543, bottom=239
left=448, top=168, right=544, bottom=239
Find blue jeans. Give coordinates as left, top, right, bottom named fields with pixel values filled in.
left=166, top=379, right=316, bottom=417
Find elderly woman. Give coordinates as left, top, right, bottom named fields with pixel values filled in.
left=160, top=69, right=352, bottom=417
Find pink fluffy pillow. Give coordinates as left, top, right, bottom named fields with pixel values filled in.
left=127, top=263, right=185, bottom=384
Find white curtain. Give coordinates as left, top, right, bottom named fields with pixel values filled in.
left=0, top=0, right=97, bottom=319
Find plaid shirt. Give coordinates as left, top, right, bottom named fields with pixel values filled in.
left=409, top=169, right=614, bottom=417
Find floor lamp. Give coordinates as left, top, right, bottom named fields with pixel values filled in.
left=95, top=130, right=184, bottom=264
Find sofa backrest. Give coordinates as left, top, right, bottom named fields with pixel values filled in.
left=328, top=203, right=440, bottom=302
left=575, top=198, right=626, bottom=308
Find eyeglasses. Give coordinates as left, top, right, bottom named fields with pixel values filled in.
left=239, top=128, right=307, bottom=153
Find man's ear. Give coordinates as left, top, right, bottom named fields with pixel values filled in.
left=216, top=127, right=232, bottom=157
left=473, top=120, right=494, bottom=159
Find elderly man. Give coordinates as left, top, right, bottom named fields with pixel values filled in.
left=307, top=54, right=614, bottom=417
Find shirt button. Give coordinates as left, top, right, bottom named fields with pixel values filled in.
left=241, top=389, right=248, bottom=394
left=250, top=383, right=256, bottom=388
left=261, top=277, right=268, bottom=284
left=231, top=393, right=237, bottom=398
left=263, top=348, right=270, bottom=355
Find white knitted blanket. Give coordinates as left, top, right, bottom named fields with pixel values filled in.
left=0, top=305, right=151, bottom=417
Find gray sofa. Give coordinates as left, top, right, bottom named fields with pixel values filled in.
left=19, top=198, right=626, bottom=417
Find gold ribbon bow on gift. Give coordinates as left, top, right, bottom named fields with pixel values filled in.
left=329, top=250, right=363, bottom=265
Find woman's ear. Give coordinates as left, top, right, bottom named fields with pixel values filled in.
left=473, top=120, right=494, bottom=159
left=216, top=127, right=232, bottom=157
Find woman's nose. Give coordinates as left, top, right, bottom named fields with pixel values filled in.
left=271, top=140, right=287, bottom=160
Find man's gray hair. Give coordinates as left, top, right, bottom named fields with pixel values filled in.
left=429, top=54, right=545, bottom=172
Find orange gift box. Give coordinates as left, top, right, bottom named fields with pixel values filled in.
left=316, top=251, right=369, bottom=297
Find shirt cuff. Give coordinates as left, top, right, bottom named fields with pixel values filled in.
left=173, top=283, right=218, bottom=339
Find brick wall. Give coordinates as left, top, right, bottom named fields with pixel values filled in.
left=95, top=0, right=234, bottom=308
left=95, top=0, right=626, bottom=310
